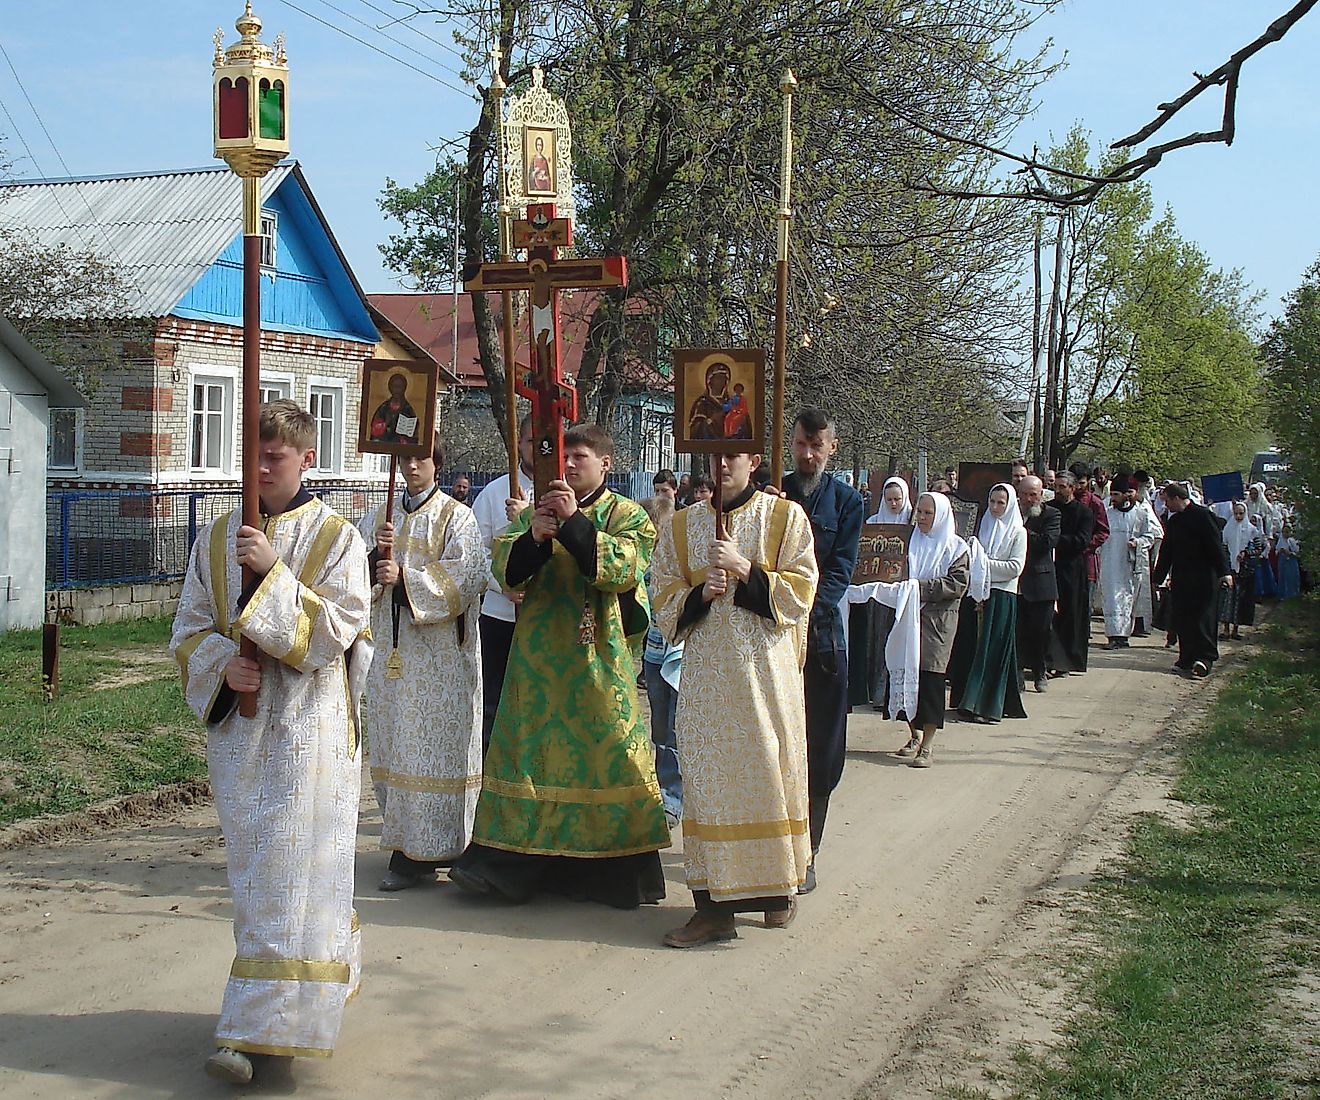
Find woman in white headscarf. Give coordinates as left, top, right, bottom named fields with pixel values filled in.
left=863, top=476, right=914, bottom=714
left=895, top=492, right=969, bottom=768
left=955, top=483, right=1028, bottom=723
left=1219, top=501, right=1266, bottom=638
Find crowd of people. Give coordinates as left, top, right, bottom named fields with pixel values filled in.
left=168, top=398, right=1303, bottom=1087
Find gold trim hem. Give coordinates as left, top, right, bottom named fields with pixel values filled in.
left=218, top=1040, right=333, bottom=1059
left=370, top=767, right=483, bottom=794
left=682, top=817, right=808, bottom=842
left=473, top=837, right=670, bottom=859
left=482, top=775, right=661, bottom=806
left=229, top=957, right=350, bottom=983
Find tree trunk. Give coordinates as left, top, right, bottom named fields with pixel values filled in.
left=465, top=11, right=517, bottom=441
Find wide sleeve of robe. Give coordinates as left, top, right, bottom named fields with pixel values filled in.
left=170, top=516, right=241, bottom=725
left=231, top=518, right=371, bottom=674
left=400, top=503, right=488, bottom=624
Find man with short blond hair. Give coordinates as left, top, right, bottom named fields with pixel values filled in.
left=171, top=399, right=372, bottom=1085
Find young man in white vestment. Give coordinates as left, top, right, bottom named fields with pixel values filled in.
left=170, top=400, right=372, bottom=1086
left=360, top=432, right=487, bottom=891
left=652, top=452, right=819, bottom=947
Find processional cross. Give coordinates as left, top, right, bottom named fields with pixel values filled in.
left=464, top=204, right=627, bottom=497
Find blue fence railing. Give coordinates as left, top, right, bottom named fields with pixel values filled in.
left=46, top=471, right=643, bottom=590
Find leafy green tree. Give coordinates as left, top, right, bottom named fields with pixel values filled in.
left=1263, top=258, right=1320, bottom=551
left=384, top=0, right=1059, bottom=468
left=1035, top=130, right=1263, bottom=476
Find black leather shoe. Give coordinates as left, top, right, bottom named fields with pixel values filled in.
left=798, top=861, right=817, bottom=895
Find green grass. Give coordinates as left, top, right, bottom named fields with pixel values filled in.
left=0, top=618, right=202, bottom=826
left=1013, top=599, right=1320, bottom=1099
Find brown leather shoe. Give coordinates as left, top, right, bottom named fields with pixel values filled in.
left=662, top=912, right=737, bottom=948
left=764, top=896, right=797, bottom=929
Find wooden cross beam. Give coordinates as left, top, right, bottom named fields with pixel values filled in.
left=465, top=203, right=627, bottom=498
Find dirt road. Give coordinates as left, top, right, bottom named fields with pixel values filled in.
left=0, top=631, right=1218, bottom=1099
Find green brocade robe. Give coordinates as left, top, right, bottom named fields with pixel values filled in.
left=476, top=490, right=670, bottom=858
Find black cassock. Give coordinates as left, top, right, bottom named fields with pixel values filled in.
left=1049, top=498, right=1094, bottom=672
left=1153, top=503, right=1233, bottom=670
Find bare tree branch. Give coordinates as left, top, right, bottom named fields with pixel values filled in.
left=899, top=0, right=1318, bottom=207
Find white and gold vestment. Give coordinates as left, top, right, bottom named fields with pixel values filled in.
left=653, top=491, right=818, bottom=901
left=171, top=496, right=372, bottom=1058
left=359, top=488, right=485, bottom=862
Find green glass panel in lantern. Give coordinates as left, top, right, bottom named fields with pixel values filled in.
left=259, top=81, right=284, bottom=140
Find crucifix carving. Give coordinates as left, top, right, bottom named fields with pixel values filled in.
left=464, top=202, right=627, bottom=497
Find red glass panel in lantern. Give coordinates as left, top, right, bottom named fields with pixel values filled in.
left=218, top=76, right=250, bottom=139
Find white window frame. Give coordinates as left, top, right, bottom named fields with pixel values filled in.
left=188, top=365, right=238, bottom=477
left=47, top=406, right=82, bottom=472
left=259, top=210, right=278, bottom=269
left=306, top=375, right=346, bottom=478
left=258, top=371, right=294, bottom=407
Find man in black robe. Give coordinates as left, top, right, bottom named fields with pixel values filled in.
left=1153, top=481, right=1233, bottom=678
left=1048, top=472, right=1095, bottom=674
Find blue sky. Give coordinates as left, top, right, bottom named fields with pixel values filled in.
left=1, top=1, right=1316, bottom=321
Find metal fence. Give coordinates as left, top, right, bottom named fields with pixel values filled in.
left=46, top=471, right=642, bottom=589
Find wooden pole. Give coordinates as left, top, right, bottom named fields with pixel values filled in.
left=770, top=70, right=797, bottom=488
left=238, top=177, right=262, bottom=719
left=712, top=457, right=729, bottom=541
left=380, top=455, right=398, bottom=561
left=42, top=622, right=59, bottom=702
left=1030, top=215, right=1044, bottom=471
left=1042, top=214, right=1066, bottom=473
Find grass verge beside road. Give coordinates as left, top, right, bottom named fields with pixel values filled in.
left=0, top=618, right=200, bottom=827
left=1011, top=599, right=1320, bottom=1099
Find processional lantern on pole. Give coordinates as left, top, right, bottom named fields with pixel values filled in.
left=466, top=66, right=626, bottom=500
left=212, top=2, right=289, bottom=717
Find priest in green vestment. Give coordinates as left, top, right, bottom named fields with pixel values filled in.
left=450, top=424, right=670, bottom=908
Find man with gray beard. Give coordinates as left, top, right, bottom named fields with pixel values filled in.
left=781, top=408, right=864, bottom=894
left=1016, top=475, right=1060, bottom=693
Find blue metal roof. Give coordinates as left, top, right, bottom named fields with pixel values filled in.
left=0, top=162, right=377, bottom=344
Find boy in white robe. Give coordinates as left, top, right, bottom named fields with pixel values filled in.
left=171, top=400, right=372, bottom=1086
left=652, top=452, right=818, bottom=947
left=360, top=433, right=486, bottom=890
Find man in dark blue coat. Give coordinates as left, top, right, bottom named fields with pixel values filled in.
left=782, top=408, right=864, bottom=893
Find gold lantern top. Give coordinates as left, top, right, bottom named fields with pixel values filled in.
left=213, top=2, right=289, bottom=179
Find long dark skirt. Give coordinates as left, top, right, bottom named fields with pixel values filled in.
left=1052, top=559, right=1091, bottom=672
left=1219, top=565, right=1258, bottom=626
left=1256, top=556, right=1278, bottom=598
left=847, top=602, right=873, bottom=707
left=868, top=602, right=898, bottom=715
left=959, top=590, right=1028, bottom=722
left=945, top=596, right=980, bottom=709
left=1278, top=554, right=1302, bottom=599
left=899, top=670, right=948, bottom=731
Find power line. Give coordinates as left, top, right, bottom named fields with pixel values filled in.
left=308, top=0, right=467, bottom=73
left=0, top=91, right=106, bottom=258
left=273, top=0, right=474, bottom=97
left=350, top=0, right=470, bottom=64
left=0, top=37, right=142, bottom=310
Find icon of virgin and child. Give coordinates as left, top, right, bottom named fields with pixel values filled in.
left=686, top=359, right=752, bottom=441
